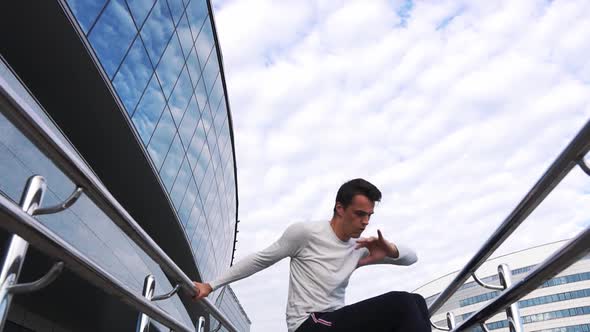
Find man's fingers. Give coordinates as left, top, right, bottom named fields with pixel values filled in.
left=377, top=229, right=384, bottom=242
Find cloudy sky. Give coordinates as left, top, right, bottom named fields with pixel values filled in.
left=208, top=0, right=590, bottom=330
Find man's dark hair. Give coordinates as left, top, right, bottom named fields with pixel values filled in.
left=333, top=178, right=382, bottom=214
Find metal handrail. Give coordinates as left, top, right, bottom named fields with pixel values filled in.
left=454, top=226, right=589, bottom=331
left=0, top=66, right=239, bottom=331
left=0, top=193, right=193, bottom=332
left=428, top=119, right=590, bottom=316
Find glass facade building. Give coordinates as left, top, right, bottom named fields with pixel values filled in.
left=415, top=241, right=590, bottom=332
left=0, top=0, right=249, bottom=331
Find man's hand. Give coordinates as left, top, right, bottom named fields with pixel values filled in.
left=355, top=230, right=399, bottom=266
left=192, top=281, right=212, bottom=301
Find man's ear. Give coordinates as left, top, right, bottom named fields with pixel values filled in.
left=334, top=202, right=344, bottom=217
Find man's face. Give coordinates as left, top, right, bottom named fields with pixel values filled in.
left=336, top=194, right=375, bottom=239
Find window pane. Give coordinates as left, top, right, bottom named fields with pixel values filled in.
left=140, top=0, right=174, bottom=65
left=166, top=0, right=184, bottom=26
left=186, top=0, right=208, bottom=40
left=127, top=0, right=156, bottom=27
left=159, top=133, right=184, bottom=192
left=186, top=47, right=202, bottom=87
left=132, top=75, right=166, bottom=145
left=171, top=158, right=192, bottom=207
left=178, top=177, right=198, bottom=225
left=187, top=119, right=206, bottom=169
left=88, top=0, right=137, bottom=79
left=194, top=16, right=214, bottom=68
left=209, top=74, right=224, bottom=116
left=177, top=13, right=193, bottom=58
left=156, top=34, right=185, bottom=98
left=66, top=0, right=108, bottom=34
left=194, top=74, right=208, bottom=111
left=112, top=37, right=152, bottom=114
left=200, top=102, right=213, bottom=135
left=147, top=107, right=176, bottom=169
left=168, top=67, right=193, bottom=125
left=179, top=95, right=199, bottom=148
left=202, top=54, right=219, bottom=96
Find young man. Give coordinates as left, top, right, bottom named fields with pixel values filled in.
left=193, top=179, right=430, bottom=331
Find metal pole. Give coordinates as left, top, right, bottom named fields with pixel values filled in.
left=136, top=275, right=156, bottom=332
left=197, top=316, right=206, bottom=332
left=0, top=192, right=194, bottom=332
left=497, top=264, right=523, bottom=332
left=0, top=175, right=46, bottom=330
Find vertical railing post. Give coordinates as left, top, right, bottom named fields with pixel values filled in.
left=446, top=312, right=456, bottom=330
left=497, top=264, right=523, bottom=332
left=136, top=275, right=156, bottom=332
left=197, top=316, right=206, bottom=332
left=0, top=175, right=46, bottom=330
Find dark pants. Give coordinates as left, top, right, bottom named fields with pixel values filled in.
left=295, top=291, right=431, bottom=332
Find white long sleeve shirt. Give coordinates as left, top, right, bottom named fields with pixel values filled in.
left=210, top=220, right=418, bottom=332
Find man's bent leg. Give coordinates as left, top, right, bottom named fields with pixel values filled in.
left=295, top=291, right=431, bottom=332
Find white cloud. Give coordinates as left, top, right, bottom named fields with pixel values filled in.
left=211, top=0, right=590, bottom=330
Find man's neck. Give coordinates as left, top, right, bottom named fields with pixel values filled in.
left=329, top=218, right=350, bottom=241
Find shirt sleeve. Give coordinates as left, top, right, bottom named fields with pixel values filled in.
left=209, top=222, right=307, bottom=290
left=361, top=243, right=418, bottom=267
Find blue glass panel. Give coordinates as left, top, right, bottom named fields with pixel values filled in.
left=200, top=164, right=214, bottom=199
left=196, top=230, right=211, bottom=269
left=126, top=0, right=156, bottom=27
left=192, top=204, right=205, bottom=239
left=168, top=67, right=192, bottom=125
left=186, top=47, right=201, bottom=87
left=156, top=34, right=185, bottom=98
left=112, top=37, right=152, bottom=115
left=186, top=0, right=208, bottom=41
left=140, top=0, right=174, bottom=65
left=66, top=0, right=108, bottom=34
left=178, top=177, right=198, bottom=226
left=0, top=141, right=36, bottom=201
left=131, top=75, right=166, bottom=145
left=179, top=95, right=199, bottom=148
left=208, top=138, right=219, bottom=171
left=204, top=238, right=218, bottom=279
left=166, top=0, right=185, bottom=26
left=194, top=74, right=207, bottom=111
left=213, top=102, right=226, bottom=138
left=200, top=102, right=213, bottom=134
left=194, top=17, right=214, bottom=69
left=193, top=157, right=208, bottom=188
left=188, top=208, right=203, bottom=245
left=88, top=0, right=137, bottom=79
left=209, top=75, right=224, bottom=116
left=203, top=54, right=219, bottom=95
left=171, top=157, right=191, bottom=207
left=159, top=133, right=184, bottom=192
left=187, top=119, right=205, bottom=169
left=218, top=126, right=230, bottom=160
left=1, top=153, right=70, bottom=219
left=147, top=107, right=176, bottom=169
left=177, top=13, right=193, bottom=58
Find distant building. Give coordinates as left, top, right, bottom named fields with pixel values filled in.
left=414, top=240, right=590, bottom=332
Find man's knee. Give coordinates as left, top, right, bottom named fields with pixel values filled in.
left=382, top=292, right=428, bottom=308
left=383, top=291, right=415, bottom=303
